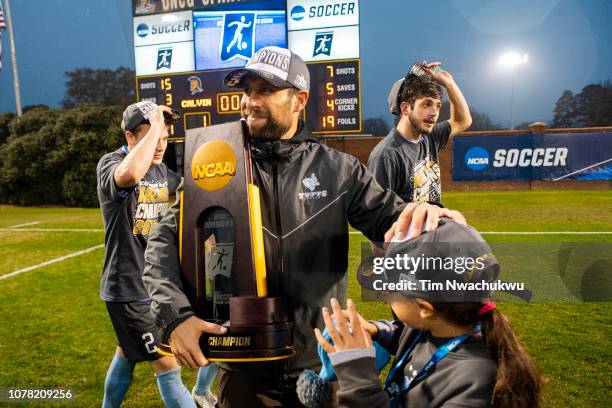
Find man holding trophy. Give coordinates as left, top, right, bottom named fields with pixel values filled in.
left=142, top=46, right=465, bottom=407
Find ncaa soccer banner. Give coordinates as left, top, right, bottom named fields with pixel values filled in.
left=453, top=132, right=612, bottom=181
left=133, top=11, right=193, bottom=47
left=287, top=0, right=359, bottom=31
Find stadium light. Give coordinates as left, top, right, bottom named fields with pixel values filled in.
left=499, top=52, right=528, bottom=129
left=499, top=52, right=528, bottom=66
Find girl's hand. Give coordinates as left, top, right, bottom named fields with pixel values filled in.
left=315, top=298, right=372, bottom=354
left=339, top=306, right=378, bottom=337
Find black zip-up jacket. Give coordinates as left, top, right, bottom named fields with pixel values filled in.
left=143, top=122, right=405, bottom=374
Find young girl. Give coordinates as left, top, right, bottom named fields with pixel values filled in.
left=315, top=221, right=542, bottom=408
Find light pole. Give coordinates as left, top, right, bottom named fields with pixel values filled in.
left=499, top=52, right=528, bottom=129
left=4, top=0, right=22, bottom=116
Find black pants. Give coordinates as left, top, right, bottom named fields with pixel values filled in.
left=216, top=362, right=307, bottom=408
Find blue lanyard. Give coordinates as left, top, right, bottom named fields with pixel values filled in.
left=384, top=325, right=481, bottom=400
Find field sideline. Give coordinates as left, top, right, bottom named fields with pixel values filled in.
left=0, top=190, right=610, bottom=407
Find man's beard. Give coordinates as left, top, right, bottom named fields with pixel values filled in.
left=242, top=111, right=292, bottom=142
left=409, top=112, right=434, bottom=135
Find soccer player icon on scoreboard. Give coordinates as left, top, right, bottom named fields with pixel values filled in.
left=315, top=34, right=332, bottom=55
left=226, top=16, right=252, bottom=53
left=97, top=102, right=219, bottom=408
left=159, top=50, right=171, bottom=66
left=221, top=13, right=255, bottom=62
left=368, top=62, right=472, bottom=205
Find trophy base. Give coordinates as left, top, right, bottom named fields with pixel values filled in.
left=202, top=296, right=294, bottom=362
left=202, top=321, right=295, bottom=362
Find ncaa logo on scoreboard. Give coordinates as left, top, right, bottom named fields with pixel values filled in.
left=288, top=1, right=358, bottom=25
left=133, top=11, right=193, bottom=47
left=465, top=147, right=490, bottom=171
left=313, top=31, right=333, bottom=57
left=220, top=13, right=256, bottom=62
left=156, top=47, right=173, bottom=70
left=137, top=23, right=149, bottom=38
left=290, top=5, right=306, bottom=21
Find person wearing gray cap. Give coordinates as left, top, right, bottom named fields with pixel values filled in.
left=368, top=62, right=472, bottom=205
left=316, top=220, right=542, bottom=408
left=142, top=46, right=469, bottom=407
left=97, top=102, right=216, bottom=407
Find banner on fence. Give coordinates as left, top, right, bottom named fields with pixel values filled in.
left=452, top=132, right=612, bottom=181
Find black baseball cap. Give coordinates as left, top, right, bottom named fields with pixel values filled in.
left=224, top=46, right=310, bottom=91
left=121, top=101, right=180, bottom=132
left=358, top=220, right=501, bottom=302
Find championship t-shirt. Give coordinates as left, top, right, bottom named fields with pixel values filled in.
left=367, top=121, right=451, bottom=204
left=97, top=146, right=181, bottom=302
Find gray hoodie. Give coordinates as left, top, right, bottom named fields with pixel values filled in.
left=330, top=320, right=497, bottom=407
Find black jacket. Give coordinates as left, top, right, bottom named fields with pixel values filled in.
left=143, top=122, right=405, bottom=373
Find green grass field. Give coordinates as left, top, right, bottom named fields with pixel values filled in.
left=0, top=190, right=610, bottom=407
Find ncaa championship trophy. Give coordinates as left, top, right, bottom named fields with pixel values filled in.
left=172, top=120, right=294, bottom=361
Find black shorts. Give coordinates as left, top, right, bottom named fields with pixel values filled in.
left=105, top=301, right=163, bottom=363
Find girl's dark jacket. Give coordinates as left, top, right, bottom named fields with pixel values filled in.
left=331, top=319, right=497, bottom=407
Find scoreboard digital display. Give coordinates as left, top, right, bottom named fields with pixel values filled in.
left=135, top=60, right=361, bottom=138
left=304, top=59, right=361, bottom=133
left=193, top=9, right=287, bottom=71
left=136, top=70, right=242, bottom=139
left=132, top=0, right=362, bottom=139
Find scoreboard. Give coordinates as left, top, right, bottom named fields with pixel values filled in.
left=131, top=0, right=361, bottom=138
left=305, top=60, right=361, bottom=133
left=136, top=70, right=243, bottom=139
